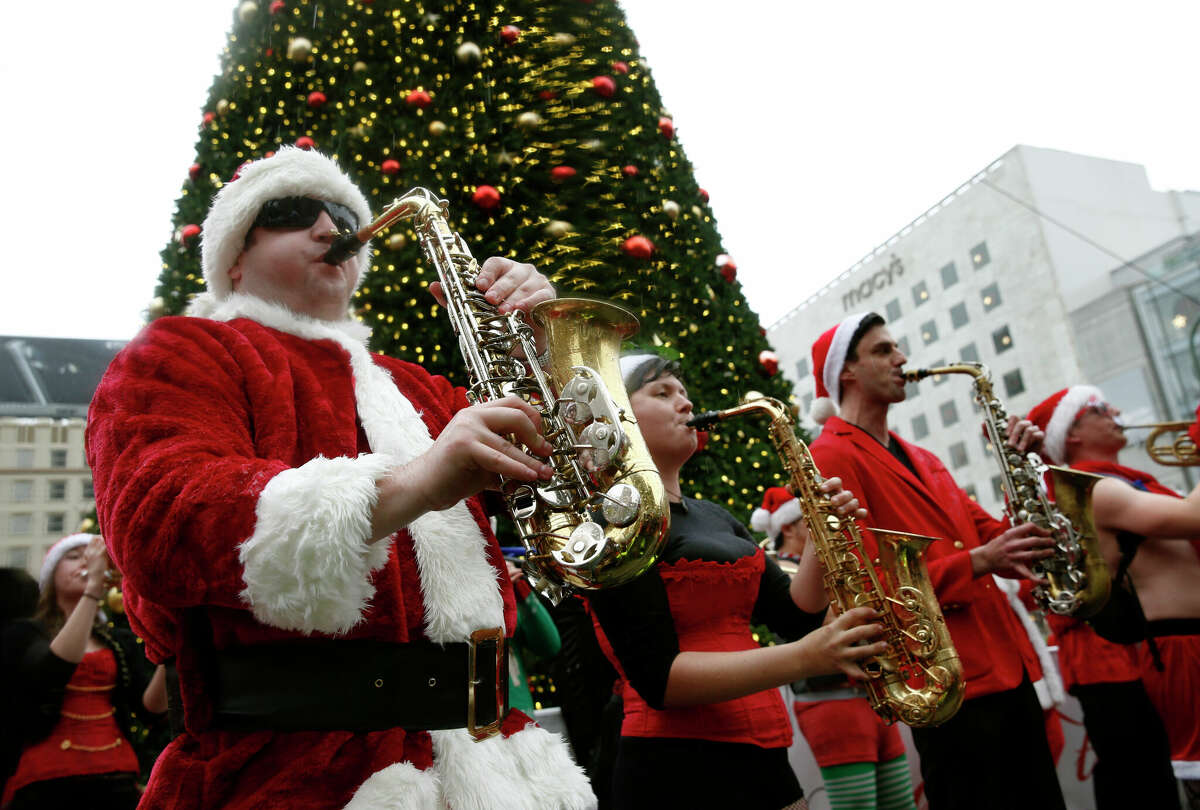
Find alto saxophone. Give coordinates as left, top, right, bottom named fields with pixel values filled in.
left=324, top=188, right=669, bottom=603
left=904, top=363, right=1111, bottom=617
left=688, top=393, right=964, bottom=727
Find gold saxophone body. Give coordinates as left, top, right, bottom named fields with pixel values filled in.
left=688, top=394, right=964, bottom=727
left=323, top=189, right=669, bottom=603
left=904, top=363, right=1111, bottom=618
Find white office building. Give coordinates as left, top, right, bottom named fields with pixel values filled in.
left=768, top=145, right=1200, bottom=514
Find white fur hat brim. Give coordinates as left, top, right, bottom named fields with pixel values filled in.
left=1043, top=385, right=1105, bottom=464
left=199, top=147, right=373, bottom=300
left=40, top=533, right=94, bottom=592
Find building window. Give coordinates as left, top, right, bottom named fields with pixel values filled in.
left=49, top=480, right=67, bottom=501
left=885, top=298, right=902, bottom=322
left=940, top=262, right=959, bottom=289
left=939, top=400, right=960, bottom=427
left=971, top=241, right=991, bottom=270
left=911, top=414, right=929, bottom=440
left=17, top=426, right=35, bottom=443
left=912, top=281, right=930, bottom=308
left=801, top=393, right=813, bottom=417
left=9, top=513, right=33, bottom=535
left=949, top=441, right=969, bottom=469
left=82, top=478, right=95, bottom=500
left=51, top=425, right=70, bottom=443
left=964, top=484, right=979, bottom=502
left=795, top=358, right=809, bottom=381
left=6, top=546, right=29, bottom=569
left=950, top=302, right=969, bottom=330
left=992, top=325, right=1014, bottom=354
left=930, top=359, right=949, bottom=385
left=16, top=448, right=34, bottom=468
left=921, top=320, right=939, bottom=346
left=981, top=282, right=1002, bottom=312
left=991, top=475, right=1005, bottom=501
left=13, top=480, right=34, bottom=503
left=50, top=448, right=68, bottom=468
left=897, top=335, right=911, bottom=357
left=960, top=342, right=980, bottom=363
left=1003, top=369, right=1026, bottom=397
left=46, top=512, right=66, bottom=534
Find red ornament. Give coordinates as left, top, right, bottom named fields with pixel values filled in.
left=500, top=25, right=521, bottom=44
left=188, top=163, right=202, bottom=181
left=611, top=61, right=629, bottom=74
left=472, top=185, right=501, bottom=211
left=720, top=262, right=737, bottom=283
left=295, top=136, right=316, bottom=150
left=538, top=90, right=558, bottom=100
left=621, top=164, right=639, bottom=178
left=695, top=430, right=709, bottom=453
left=269, top=0, right=285, bottom=12
left=265, top=47, right=274, bottom=57
left=202, top=111, right=216, bottom=126
left=591, top=75, right=616, bottom=98
left=658, top=116, right=674, bottom=139
left=306, top=91, right=327, bottom=109
left=179, top=224, right=202, bottom=245
left=758, top=350, right=780, bottom=376
left=381, top=159, right=401, bottom=176
left=698, top=188, right=710, bottom=203
left=621, top=235, right=654, bottom=259
left=550, top=165, right=577, bottom=182
left=406, top=90, right=433, bottom=108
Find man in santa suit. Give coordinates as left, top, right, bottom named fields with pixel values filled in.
left=85, top=147, right=595, bottom=809
left=1028, top=385, right=1200, bottom=807
left=805, top=312, right=1066, bottom=810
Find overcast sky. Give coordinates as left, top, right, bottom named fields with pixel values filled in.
left=2, top=1, right=1197, bottom=341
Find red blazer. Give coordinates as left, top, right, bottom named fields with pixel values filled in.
left=810, top=416, right=1042, bottom=701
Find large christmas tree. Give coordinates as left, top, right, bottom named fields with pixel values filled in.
left=157, top=0, right=797, bottom=513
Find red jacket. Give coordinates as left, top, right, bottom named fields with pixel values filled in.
left=810, top=416, right=1042, bottom=701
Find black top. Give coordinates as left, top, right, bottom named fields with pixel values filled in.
left=587, top=497, right=823, bottom=709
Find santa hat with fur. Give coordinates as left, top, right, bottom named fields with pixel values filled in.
left=190, top=147, right=373, bottom=315
left=39, top=533, right=95, bottom=592
left=750, top=486, right=803, bottom=540
left=809, top=312, right=875, bottom=425
left=1026, top=385, right=1106, bottom=464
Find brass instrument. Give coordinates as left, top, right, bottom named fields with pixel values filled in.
left=325, top=189, right=669, bottom=603
left=689, top=393, right=963, bottom=727
left=904, top=363, right=1110, bottom=618
left=1123, top=421, right=1200, bottom=466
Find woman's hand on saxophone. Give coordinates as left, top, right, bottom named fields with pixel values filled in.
left=792, top=606, right=888, bottom=680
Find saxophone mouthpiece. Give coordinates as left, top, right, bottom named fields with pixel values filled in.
left=901, top=368, right=929, bottom=383
left=686, top=411, right=721, bottom=429
left=323, top=232, right=366, bottom=265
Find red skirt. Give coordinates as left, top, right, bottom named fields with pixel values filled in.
left=793, top=697, right=906, bottom=767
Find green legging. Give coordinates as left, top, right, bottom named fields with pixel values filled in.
left=820, top=755, right=916, bottom=810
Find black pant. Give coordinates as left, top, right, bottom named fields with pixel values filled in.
left=911, top=677, right=1066, bottom=810
left=8, top=772, right=140, bottom=810
left=1073, top=680, right=1180, bottom=810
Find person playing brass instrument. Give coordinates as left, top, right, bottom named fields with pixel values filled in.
left=584, top=352, right=886, bottom=810
left=805, top=312, right=1066, bottom=810
left=85, top=147, right=595, bottom=809
left=1027, top=386, right=1200, bottom=808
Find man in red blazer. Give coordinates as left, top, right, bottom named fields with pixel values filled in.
left=807, top=312, right=1065, bottom=810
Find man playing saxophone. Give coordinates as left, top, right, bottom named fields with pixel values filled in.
left=805, top=312, right=1066, bottom=810
left=85, top=147, right=596, bottom=809
left=1027, top=385, right=1200, bottom=807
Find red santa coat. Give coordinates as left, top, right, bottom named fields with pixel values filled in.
left=809, top=416, right=1042, bottom=701
left=85, top=294, right=594, bottom=810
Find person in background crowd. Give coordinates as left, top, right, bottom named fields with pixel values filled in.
left=0, top=566, right=40, bottom=796
left=807, top=312, right=1066, bottom=810
left=2, top=534, right=164, bottom=809
left=753, top=487, right=917, bottom=810
left=1028, top=385, right=1199, bottom=808
left=585, top=352, right=887, bottom=810
left=504, top=558, right=563, bottom=714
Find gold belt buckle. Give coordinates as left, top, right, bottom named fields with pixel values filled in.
left=467, top=627, right=505, bottom=741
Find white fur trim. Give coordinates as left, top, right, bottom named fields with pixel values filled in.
left=749, top=507, right=771, bottom=533
left=239, top=453, right=396, bottom=634
left=992, top=575, right=1065, bottom=707
left=822, top=312, right=870, bottom=408
left=1043, top=385, right=1104, bottom=464
left=200, top=146, right=373, bottom=301
left=206, top=294, right=504, bottom=640
left=432, top=724, right=596, bottom=810
left=39, top=533, right=93, bottom=592
left=768, top=498, right=804, bottom=540
left=810, top=396, right=837, bottom=426
left=1172, top=759, right=1200, bottom=780
left=344, top=761, right=441, bottom=810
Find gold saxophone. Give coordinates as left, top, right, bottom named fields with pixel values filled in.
left=688, top=393, right=964, bottom=727
left=904, top=363, right=1111, bottom=618
left=323, top=189, right=669, bottom=603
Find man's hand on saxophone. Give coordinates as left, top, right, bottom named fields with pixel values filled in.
left=969, top=521, right=1055, bottom=582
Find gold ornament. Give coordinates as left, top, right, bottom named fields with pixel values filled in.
left=662, top=200, right=680, bottom=221
left=692, top=205, right=704, bottom=219
left=543, top=220, right=574, bottom=238
left=287, top=37, right=313, bottom=62
left=579, top=139, right=603, bottom=151
left=146, top=297, right=166, bottom=321
left=386, top=233, right=408, bottom=250
left=515, top=111, right=543, bottom=131
left=550, top=32, right=577, bottom=47
left=353, top=60, right=368, bottom=73
left=216, top=98, right=230, bottom=117
left=455, top=41, right=482, bottom=64
left=237, top=1, right=259, bottom=23
left=428, top=120, right=447, bottom=136
left=494, top=149, right=515, bottom=168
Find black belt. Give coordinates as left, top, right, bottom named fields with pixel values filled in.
left=169, top=629, right=509, bottom=741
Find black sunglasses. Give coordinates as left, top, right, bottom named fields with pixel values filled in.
left=251, top=197, right=359, bottom=237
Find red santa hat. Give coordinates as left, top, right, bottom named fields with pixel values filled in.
left=196, top=147, right=373, bottom=307
left=750, top=486, right=803, bottom=540
left=39, top=532, right=94, bottom=592
left=809, top=312, right=874, bottom=425
left=1026, top=385, right=1106, bottom=464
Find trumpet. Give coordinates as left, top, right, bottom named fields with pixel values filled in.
left=1123, top=421, right=1200, bottom=466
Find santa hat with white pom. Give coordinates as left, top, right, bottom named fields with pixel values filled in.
left=809, top=312, right=877, bottom=425
left=750, top=486, right=803, bottom=542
